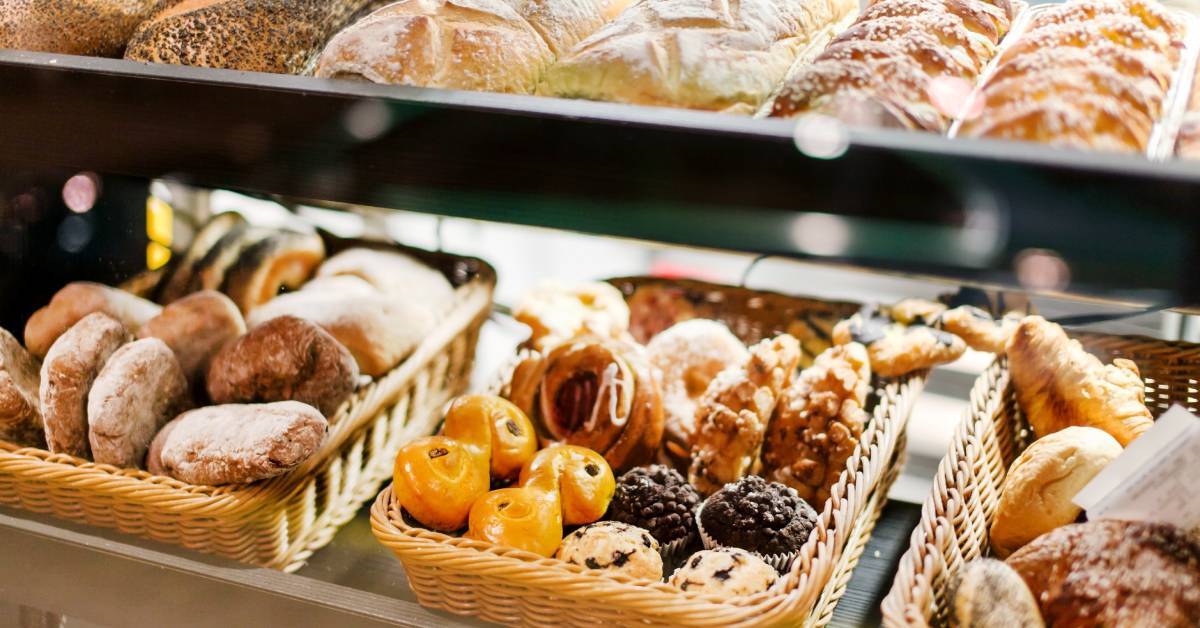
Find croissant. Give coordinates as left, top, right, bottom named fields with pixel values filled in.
left=1006, top=316, right=1152, bottom=446
left=392, top=395, right=539, bottom=531
left=504, top=336, right=664, bottom=472
left=467, top=444, right=615, bottom=556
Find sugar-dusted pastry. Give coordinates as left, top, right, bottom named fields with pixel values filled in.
left=315, top=248, right=454, bottom=311
left=393, top=395, right=538, bottom=531
left=513, top=281, right=630, bottom=351
left=669, top=548, right=778, bottom=597
left=645, top=320, right=749, bottom=471
left=1007, top=316, right=1152, bottom=446
left=466, top=445, right=615, bottom=556
left=25, top=282, right=161, bottom=359
left=137, top=290, right=246, bottom=388
left=832, top=305, right=965, bottom=377
left=697, top=476, right=818, bottom=557
left=88, top=338, right=190, bottom=468
left=504, top=336, right=664, bottom=472
left=761, top=342, right=870, bottom=504
left=688, top=334, right=800, bottom=495
left=0, top=328, right=43, bottom=447
left=624, top=284, right=697, bottom=344
left=40, top=313, right=131, bottom=458
left=950, top=559, right=1044, bottom=628
left=149, top=401, right=328, bottom=485
left=936, top=306, right=1018, bottom=353
left=206, top=316, right=359, bottom=417
left=1006, top=520, right=1200, bottom=626
left=221, top=231, right=326, bottom=314
left=556, top=521, right=663, bottom=581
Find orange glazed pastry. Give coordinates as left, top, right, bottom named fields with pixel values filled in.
left=393, top=395, right=538, bottom=532
left=467, top=445, right=615, bottom=557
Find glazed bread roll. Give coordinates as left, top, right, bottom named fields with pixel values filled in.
left=148, top=401, right=328, bottom=485
left=40, top=313, right=131, bottom=459
left=25, top=282, right=161, bottom=360
left=0, top=0, right=177, bottom=56
left=540, top=0, right=857, bottom=111
left=0, top=328, right=43, bottom=447
left=88, top=338, right=190, bottom=468
left=137, top=290, right=246, bottom=388
left=315, top=248, right=454, bottom=312
left=207, top=315, right=359, bottom=417
left=989, top=426, right=1122, bottom=558
left=125, top=0, right=392, bottom=74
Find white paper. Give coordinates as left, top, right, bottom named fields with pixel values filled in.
left=1073, top=405, right=1200, bottom=530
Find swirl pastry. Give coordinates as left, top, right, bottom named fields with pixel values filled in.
left=1006, top=316, right=1152, bottom=446
left=688, top=334, right=801, bottom=495
left=504, top=337, right=664, bottom=472
left=760, top=342, right=871, bottom=504
left=645, top=320, right=749, bottom=471
left=514, top=281, right=631, bottom=351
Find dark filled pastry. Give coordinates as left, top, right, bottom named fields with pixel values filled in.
left=950, top=559, right=1044, bottom=628
left=698, top=476, right=818, bottom=557
left=669, top=547, right=778, bottom=597
left=206, top=315, right=358, bottom=417
left=157, top=212, right=247, bottom=304
left=556, top=521, right=664, bottom=580
left=0, top=328, right=43, bottom=447
left=605, top=464, right=701, bottom=549
left=220, top=230, right=325, bottom=314
left=1006, top=520, right=1200, bottom=626
left=832, top=304, right=965, bottom=377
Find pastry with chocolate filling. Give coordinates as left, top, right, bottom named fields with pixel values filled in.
left=832, top=305, right=965, bottom=377
left=556, top=521, right=663, bottom=581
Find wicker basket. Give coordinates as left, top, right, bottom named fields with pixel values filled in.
left=371, top=277, right=926, bottom=627
left=880, top=332, right=1200, bottom=627
left=0, top=237, right=496, bottom=573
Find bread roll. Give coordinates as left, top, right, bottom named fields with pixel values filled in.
left=316, top=248, right=453, bottom=311
left=950, top=559, right=1044, bottom=628
left=158, top=212, right=247, bottom=305
left=25, top=282, right=161, bottom=359
left=88, top=338, right=190, bottom=468
left=149, top=401, right=328, bottom=485
left=125, top=0, right=391, bottom=74
left=1006, top=520, right=1200, bottom=626
left=0, top=0, right=177, bottom=57
left=39, top=313, right=131, bottom=458
left=540, top=0, right=856, bottom=111
left=989, top=426, right=1122, bottom=558
left=221, top=231, right=326, bottom=314
left=207, top=315, right=358, bottom=416
left=0, top=328, right=43, bottom=447
left=137, top=290, right=246, bottom=388
left=248, top=289, right=436, bottom=377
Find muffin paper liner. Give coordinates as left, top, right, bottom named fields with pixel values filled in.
left=695, top=501, right=799, bottom=574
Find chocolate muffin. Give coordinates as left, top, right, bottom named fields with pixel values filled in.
left=698, top=476, right=818, bottom=556
left=606, top=464, right=701, bottom=548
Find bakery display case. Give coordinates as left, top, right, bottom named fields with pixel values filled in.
left=2, top=0, right=1200, bottom=625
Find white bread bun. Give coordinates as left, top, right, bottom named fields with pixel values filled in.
left=989, top=426, right=1122, bottom=558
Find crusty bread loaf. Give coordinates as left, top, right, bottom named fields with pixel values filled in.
left=148, top=401, right=328, bottom=485
left=88, top=338, right=190, bottom=468
left=221, top=231, right=325, bottom=314
left=25, top=282, right=161, bottom=360
left=137, top=290, right=246, bottom=388
left=0, top=327, right=43, bottom=447
left=247, top=289, right=436, bottom=377
left=315, top=248, right=454, bottom=311
left=125, top=0, right=392, bottom=74
left=40, top=313, right=131, bottom=458
left=207, top=315, right=358, bottom=416
left=0, top=0, right=177, bottom=57
left=539, top=0, right=856, bottom=111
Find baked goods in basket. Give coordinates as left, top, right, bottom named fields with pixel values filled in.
left=950, top=559, right=1044, bottom=628
left=556, top=521, right=664, bottom=580
left=696, top=475, right=818, bottom=559
left=540, top=0, right=856, bottom=111
left=605, top=464, right=701, bottom=552
left=25, top=282, right=161, bottom=360
left=513, top=281, right=630, bottom=352
left=220, top=231, right=326, bottom=314
left=669, top=547, right=778, bottom=596
left=1006, top=520, right=1200, bottom=626
left=1007, top=315, right=1153, bottom=446
left=0, top=328, right=43, bottom=447
left=316, top=248, right=455, bottom=310
left=935, top=305, right=1017, bottom=353
left=138, top=290, right=246, bottom=390
left=833, top=305, right=965, bottom=377
left=688, top=334, right=801, bottom=495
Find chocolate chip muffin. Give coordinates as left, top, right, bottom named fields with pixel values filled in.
left=556, top=521, right=664, bottom=581
left=698, top=476, right=818, bottom=556
left=669, top=547, right=777, bottom=597
left=606, top=464, right=701, bottom=549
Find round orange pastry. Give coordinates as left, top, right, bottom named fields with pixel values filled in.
left=466, top=445, right=616, bottom=556
left=393, top=395, right=538, bottom=532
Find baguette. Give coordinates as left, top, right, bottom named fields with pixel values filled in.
left=539, top=0, right=857, bottom=111
left=125, top=0, right=391, bottom=74
left=0, top=0, right=177, bottom=57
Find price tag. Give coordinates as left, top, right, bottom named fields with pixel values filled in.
left=1073, top=405, right=1200, bottom=530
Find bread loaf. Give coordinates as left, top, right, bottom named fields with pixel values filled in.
left=0, top=0, right=178, bottom=57
left=148, top=401, right=328, bottom=485
left=25, top=282, right=161, bottom=359
left=540, top=0, right=857, bottom=111
left=315, top=248, right=454, bottom=311
left=207, top=315, right=358, bottom=416
left=138, top=290, right=246, bottom=388
left=221, top=231, right=325, bottom=314
left=39, top=313, right=131, bottom=458
left=0, top=328, right=43, bottom=447
left=125, top=0, right=392, bottom=74
left=88, top=338, right=190, bottom=468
